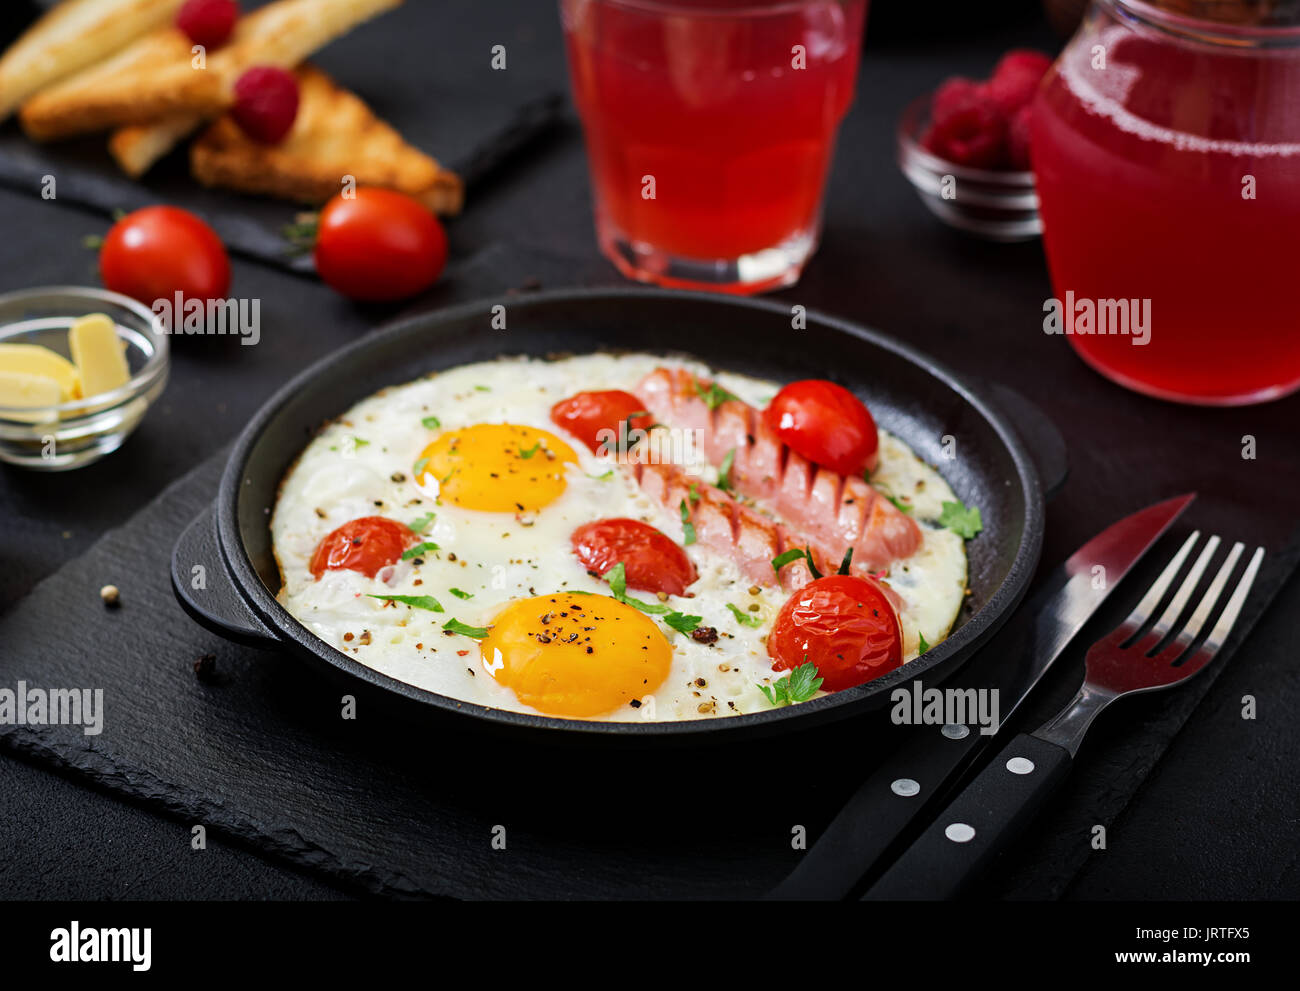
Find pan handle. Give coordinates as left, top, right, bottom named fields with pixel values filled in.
left=171, top=503, right=279, bottom=649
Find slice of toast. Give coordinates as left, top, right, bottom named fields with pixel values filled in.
left=189, top=64, right=462, bottom=215
left=19, top=25, right=223, bottom=140
left=111, top=0, right=402, bottom=174
left=0, top=0, right=185, bottom=121
left=23, top=0, right=402, bottom=142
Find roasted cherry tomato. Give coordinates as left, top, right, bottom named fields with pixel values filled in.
left=309, top=516, right=414, bottom=579
left=550, top=390, right=654, bottom=454
left=571, top=518, right=697, bottom=596
left=767, top=574, right=902, bottom=692
left=313, top=188, right=448, bottom=302
left=763, top=379, right=879, bottom=476
left=99, top=205, right=231, bottom=305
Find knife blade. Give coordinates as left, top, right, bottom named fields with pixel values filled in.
left=765, top=493, right=1196, bottom=900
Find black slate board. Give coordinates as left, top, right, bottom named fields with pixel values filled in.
left=0, top=439, right=1294, bottom=899
left=0, top=0, right=565, bottom=273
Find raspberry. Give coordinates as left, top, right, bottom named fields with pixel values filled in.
left=1006, top=103, right=1034, bottom=170
left=989, top=49, right=1052, bottom=115
left=176, top=0, right=238, bottom=49
left=931, top=76, right=988, bottom=126
left=231, top=66, right=299, bottom=144
left=924, top=86, right=1006, bottom=169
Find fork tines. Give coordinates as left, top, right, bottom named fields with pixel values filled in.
left=1110, top=531, right=1265, bottom=673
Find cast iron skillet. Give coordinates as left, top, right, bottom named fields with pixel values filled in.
left=172, top=288, right=1049, bottom=741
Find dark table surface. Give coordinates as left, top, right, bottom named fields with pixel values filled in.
left=1, top=0, right=1297, bottom=900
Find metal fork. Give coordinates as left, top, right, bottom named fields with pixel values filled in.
left=864, top=532, right=1266, bottom=900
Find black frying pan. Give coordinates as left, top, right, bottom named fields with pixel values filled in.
left=171, top=288, right=1050, bottom=742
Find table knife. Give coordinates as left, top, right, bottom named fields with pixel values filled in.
left=766, top=493, right=1195, bottom=900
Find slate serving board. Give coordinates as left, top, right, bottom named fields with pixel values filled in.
left=0, top=439, right=1293, bottom=899
left=0, top=1, right=565, bottom=273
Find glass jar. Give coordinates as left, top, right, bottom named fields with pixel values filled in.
left=1031, top=0, right=1300, bottom=405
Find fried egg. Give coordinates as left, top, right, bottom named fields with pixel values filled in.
left=271, top=354, right=968, bottom=722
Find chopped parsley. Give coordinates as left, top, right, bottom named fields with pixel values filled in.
left=758, top=661, right=823, bottom=707
left=662, top=612, right=702, bottom=635
left=519, top=441, right=541, bottom=459
left=771, top=546, right=822, bottom=579
left=368, top=593, right=443, bottom=612
left=726, top=603, right=762, bottom=628
left=450, top=588, right=473, bottom=600
left=917, top=631, right=930, bottom=655
left=939, top=500, right=983, bottom=539
left=408, top=512, right=435, bottom=534
left=443, top=618, right=489, bottom=638
left=473, top=385, right=490, bottom=392
left=602, top=562, right=669, bottom=615
left=349, top=436, right=369, bottom=449
left=694, top=379, right=739, bottom=410
left=716, top=448, right=735, bottom=493
left=679, top=499, right=696, bottom=546
left=588, top=469, right=614, bottom=481
left=688, top=484, right=700, bottom=504
left=401, top=540, right=440, bottom=561
left=412, top=456, right=430, bottom=479
left=421, top=415, right=441, bottom=429
left=885, top=494, right=913, bottom=515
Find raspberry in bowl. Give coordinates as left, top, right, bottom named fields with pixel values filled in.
left=897, top=49, right=1051, bottom=242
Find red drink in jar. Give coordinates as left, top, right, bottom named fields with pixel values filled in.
left=1032, top=0, right=1300, bottom=404
left=561, top=0, right=867, bottom=293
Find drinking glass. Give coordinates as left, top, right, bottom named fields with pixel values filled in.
left=561, top=0, right=868, bottom=294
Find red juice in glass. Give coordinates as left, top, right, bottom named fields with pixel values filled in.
left=1031, top=1, right=1300, bottom=404
left=561, top=0, right=867, bottom=293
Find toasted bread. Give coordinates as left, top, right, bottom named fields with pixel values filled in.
left=19, top=26, right=223, bottom=140
left=110, top=0, right=403, bottom=174
left=189, top=65, right=462, bottom=215
left=109, top=112, right=201, bottom=177
left=24, top=0, right=402, bottom=143
left=0, top=0, right=185, bottom=121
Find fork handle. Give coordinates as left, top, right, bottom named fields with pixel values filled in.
left=862, top=733, right=1072, bottom=900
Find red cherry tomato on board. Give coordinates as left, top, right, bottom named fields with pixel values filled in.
left=550, top=390, right=654, bottom=454
left=571, top=518, right=697, bottom=596
left=767, top=574, right=902, bottom=692
left=313, top=188, right=448, bottom=302
left=763, top=379, right=879, bottom=476
left=309, top=516, right=415, bottom=579
left=99, top=206, right=231, bottom=305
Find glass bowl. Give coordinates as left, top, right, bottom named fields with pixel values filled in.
left=0, top=286, right=168, bottom=471
left=896, top=93, right=1041, bottom=242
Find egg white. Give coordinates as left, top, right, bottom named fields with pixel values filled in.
left=271, top=354, right=968, bottom=721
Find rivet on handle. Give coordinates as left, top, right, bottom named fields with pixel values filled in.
left=945, top=823, right=976, bottom=843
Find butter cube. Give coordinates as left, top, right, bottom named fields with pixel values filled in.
left=0, top=343, right=82, bottom=399
left=68, top=313, right=129, bottom=397
left=0, top=370, right=63, bottom=408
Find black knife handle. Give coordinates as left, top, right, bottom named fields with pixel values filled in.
left=767, top=720, right=988, bottom=899
left=862, top=733, right=1072, bottom=901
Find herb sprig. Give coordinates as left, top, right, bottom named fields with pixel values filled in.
left=758, top=661, right=823, bottom=707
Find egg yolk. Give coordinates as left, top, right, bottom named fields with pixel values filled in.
left=416, top=424, right=577, bottom=512
left=481, top=593, right=672, bottom=718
